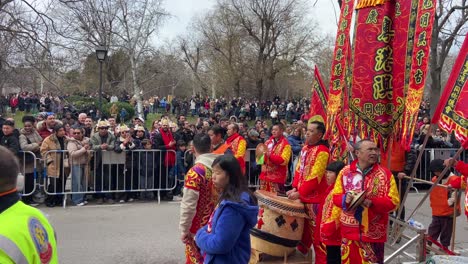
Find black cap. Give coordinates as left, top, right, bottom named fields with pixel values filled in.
left=429, top=159, right=445, bottom=173
left=326, top=161, right=346, bottom=175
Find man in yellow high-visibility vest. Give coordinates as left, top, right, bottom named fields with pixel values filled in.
left=0, top=146, right=58, bottom=264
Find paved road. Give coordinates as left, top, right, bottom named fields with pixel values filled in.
left=39, top=193, right=468, bottom=264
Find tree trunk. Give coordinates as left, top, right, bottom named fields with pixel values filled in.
left=234, top=79, right=240, bottom=98
left=256, top=79, right=263, bottom=99
left=129, top=55, right=143, bottom=118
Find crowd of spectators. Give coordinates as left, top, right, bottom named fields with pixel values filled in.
left=0, top=91, right=461, bottom=206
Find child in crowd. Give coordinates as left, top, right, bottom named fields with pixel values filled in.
left=139, top=139, right=155, bottom=200
left=320, top=161, right=345, bottom=264
left=173, top=140, right=187, bottom=197
left=428, top=159, right=461, bottom=250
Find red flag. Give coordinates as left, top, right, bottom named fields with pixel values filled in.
left=432, top=36, right=468, bottom=145
left=308, top=66, right=328, bottom=123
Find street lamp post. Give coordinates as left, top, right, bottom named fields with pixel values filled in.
left=95, top=46, right=108, bottom=118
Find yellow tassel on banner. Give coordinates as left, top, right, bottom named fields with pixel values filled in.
left=356, top=0, right=387, bottom=9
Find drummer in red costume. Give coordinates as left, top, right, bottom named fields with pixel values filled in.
left=286, top=121, right=329, bottom=262
left=332, top=139, right=400, bottom=264
left=226, top=123, right=247, bottom=174
left=259, top=123, right=292, bottom=193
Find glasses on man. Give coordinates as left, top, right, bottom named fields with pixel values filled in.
left=99, top=127, right=109, bottom=130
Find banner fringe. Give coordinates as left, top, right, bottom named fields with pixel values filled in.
left=356, top=0, right=386, bottom=9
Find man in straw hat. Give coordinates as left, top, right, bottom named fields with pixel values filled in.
left=90, top=119, right=116, bottom=204
left=331, top=139, right=399, bottom=264
left=286, top=121, right=329, bottom=261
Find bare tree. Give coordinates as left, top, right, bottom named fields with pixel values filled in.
left=180, top=36, right=209, bottom=96
left=112, top=0, right=168, bottom=117
left=429, top=0, right=468, bottom=110
left=224, top=0, right=320, bottom=99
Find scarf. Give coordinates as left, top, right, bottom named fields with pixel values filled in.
left=160, top=128, right=176, bottom=167
left=226, top=133, right=241, bottom=145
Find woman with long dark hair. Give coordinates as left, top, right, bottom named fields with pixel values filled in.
left=195, top=155, right=258, bottom=264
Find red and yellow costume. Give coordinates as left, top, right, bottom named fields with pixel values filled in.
left=320, top=183, right=342, bottom=251
left=454, top=161, right=468, bottom=219
left=226, top=133, right=247, bottom=174
left=180, top=162, right=218, bottom=264
left=332, top=160, right=399, bottom=264
left=292, top=143, right=329, bottom=261
left=259, top=135, right=292, bottom=192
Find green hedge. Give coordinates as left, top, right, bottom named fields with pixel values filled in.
left=65, top=96, right=108, bottom=112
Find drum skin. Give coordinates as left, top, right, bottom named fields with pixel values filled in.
left=250, top=190, right=306, bottom=257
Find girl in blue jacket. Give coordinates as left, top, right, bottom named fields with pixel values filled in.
left=195, top=155, right=259, bottom=264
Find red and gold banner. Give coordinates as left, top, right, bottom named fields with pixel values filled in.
left=308, top=66, right=328, bottom=123
left=432, top=36, right=468, bottom=145
left=400, top=0, right=437, bottom=148
left=326, top=0, right=355, bottom=141
left=349, top=0, right=429, bottom=151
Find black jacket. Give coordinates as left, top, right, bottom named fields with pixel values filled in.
left=0, top=133, right=20, bottom=155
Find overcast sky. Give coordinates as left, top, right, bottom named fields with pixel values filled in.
left=157, top=0, right=340, bottom=45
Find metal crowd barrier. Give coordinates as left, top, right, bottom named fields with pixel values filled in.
left=18, top=151, right=38, bottom=197
left=42, top=149, right=178, bottom=207
left=17, top=147, right=467, bottom=207
left=412, top=148, right=467, bottom=192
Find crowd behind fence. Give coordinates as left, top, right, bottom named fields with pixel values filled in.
left=17, top=148, right=467, bottom=207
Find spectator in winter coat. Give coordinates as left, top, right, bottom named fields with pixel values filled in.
left=1, top=120, right=20, bottom=155
left=195, top=155, right=258, bottom=264
left=287, top=126, right=303, bottom=156
left=37, top=114, right=60, bottom=139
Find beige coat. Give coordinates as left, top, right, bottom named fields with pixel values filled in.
left=40, top=134, right=69, bottom=178
left=19, top=128, right=43, bottom=174
left=67, top=137, right=90, bottom=165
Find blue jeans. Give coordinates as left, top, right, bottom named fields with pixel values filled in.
left=71, top=165, right=85, bottom=204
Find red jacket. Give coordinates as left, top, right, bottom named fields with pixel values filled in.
left=292, top=143, right=329, bottom=204
left=430, top=175, right=461, bottom=217
left=320, top=184, right=341, bottom=246
left=226, top=133, right=246, bottom=175
left=455, top=161, right=468, bottom=217
left=38, top=123, right=54, bottom=140
left=259, top=136, right=291, bottom=184
left=332, top=160, right=399, bottom=243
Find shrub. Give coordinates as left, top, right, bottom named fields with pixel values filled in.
left=103, top=102, right=135, bottom=122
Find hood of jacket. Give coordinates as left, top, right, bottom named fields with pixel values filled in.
left=220, top=192, right=258, bottom=228
left=195, top=153, right=219, bottom=170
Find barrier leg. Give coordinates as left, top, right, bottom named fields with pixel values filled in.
left=157, top=191, right=160, bottom=205
left=63, top=194, right=67, bottom=209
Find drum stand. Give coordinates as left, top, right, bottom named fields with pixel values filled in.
left=249, top=249, right=313, bottom=264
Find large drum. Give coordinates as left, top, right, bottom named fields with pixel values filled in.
left=250, top=190, right=307, bottom=257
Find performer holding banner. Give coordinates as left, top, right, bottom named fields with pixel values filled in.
left=332, top=139, right=399, bottom=264
left=287, top=121, right=329, bottom=263
left=434, top=34, right=468, bottom=221
left=258, top=123, right=292, bottom=193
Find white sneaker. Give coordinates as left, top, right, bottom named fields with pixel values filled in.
left=128, top=198, right=134, bottom=202
left=76, top=202, right=85, bottom=206
left=119, top=200, right=125, bottom=203
left=83, top=201, right=88, bottom=205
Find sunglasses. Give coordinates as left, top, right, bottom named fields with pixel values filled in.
left=73, top=132, right=82, bottom=135
left=99, top=127, right=109, bottom=130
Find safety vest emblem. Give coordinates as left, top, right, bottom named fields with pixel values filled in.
left=28, top=217, right=52, bottom=264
